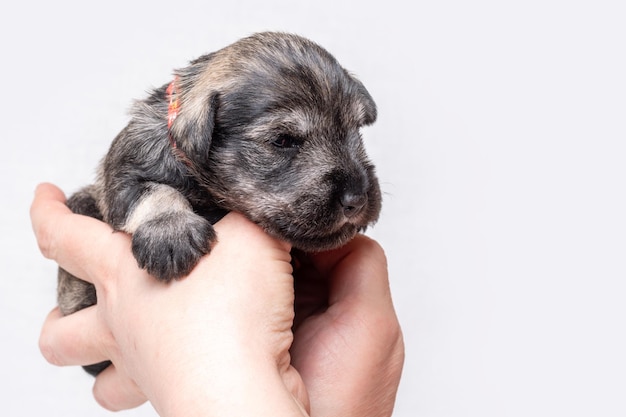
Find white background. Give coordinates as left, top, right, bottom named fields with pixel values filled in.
left=1, top=1, right=625, bottom=416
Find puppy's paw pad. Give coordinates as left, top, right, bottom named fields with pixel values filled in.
left=131, top=212, right=215, bottom=282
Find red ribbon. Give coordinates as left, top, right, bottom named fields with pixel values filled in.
left=166, top=77, right=180, bottom=147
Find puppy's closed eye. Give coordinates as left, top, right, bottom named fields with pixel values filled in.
left=271, top=134, right=302, bottom=150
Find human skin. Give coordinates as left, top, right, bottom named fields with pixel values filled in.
left=32, top=183, right=404, bottom=416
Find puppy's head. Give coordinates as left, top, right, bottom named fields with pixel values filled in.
left=169, top=32, right=381, bottom=251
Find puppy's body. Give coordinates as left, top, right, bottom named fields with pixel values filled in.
left=58, top=32, right=381, bottom=374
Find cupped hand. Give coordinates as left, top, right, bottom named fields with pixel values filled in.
left=290, top=238, right=404, bottom=417
left=32, top=183, right=308, bottom=417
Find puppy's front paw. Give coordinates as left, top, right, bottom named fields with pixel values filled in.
left=131, top=212, right=215, bottom=282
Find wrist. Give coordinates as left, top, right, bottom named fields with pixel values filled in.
left=151, top=354, right=308, bottom=417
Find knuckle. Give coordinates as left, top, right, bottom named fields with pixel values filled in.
left=38, top=330, right=62, bottom=366
left=35, top=220, right=58, bottom=260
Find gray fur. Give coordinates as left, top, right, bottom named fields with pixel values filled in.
left=58, top=32, right=381, bottom=374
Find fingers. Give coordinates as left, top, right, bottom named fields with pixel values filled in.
left=40, top=307, right=148, bottom=411
left=303, top=234, right=403, bottom=351
left=308, top=234, right=392, bottom=306
left=327, top=235, right=404, bottom=362
left=39, top=306, right=110, bottom=367
left=93, top=365, right=147, bottom=411
left=291, top=235, right=404, bottom=417
left=30, top=183, right=130, bottom=283
left=214, top=211, right=292, bottom=254
left=209, top=212, right=293, bottom=278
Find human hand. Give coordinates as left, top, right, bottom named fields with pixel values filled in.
left=32, top=183, right=404, bottom=416
left=290, top=238, right=404, bottom=417
left=32, top=183, right=307, bottom=416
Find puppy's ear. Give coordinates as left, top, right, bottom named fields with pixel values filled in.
left=170, top=91, right=219, bottom=164
left=350, top=75, right=377, bottom=126
left=169, top=55, right=221, bottom=165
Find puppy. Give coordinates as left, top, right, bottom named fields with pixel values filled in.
left=57, top=32, right=382, bottom=375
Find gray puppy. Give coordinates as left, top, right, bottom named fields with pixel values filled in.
left=57, top=32, right=381, bottom=375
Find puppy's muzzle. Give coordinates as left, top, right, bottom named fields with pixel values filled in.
left=335, top=166, right=371, bottom=219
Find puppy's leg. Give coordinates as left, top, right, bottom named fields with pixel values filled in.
left=56, top=186, right=112, bottom=376
left=122, top=183, right=215, bottom=281
left=57, top=186, right=101, bottom=315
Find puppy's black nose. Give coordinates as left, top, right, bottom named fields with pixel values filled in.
left=340, top=192, right=367, bottom=218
